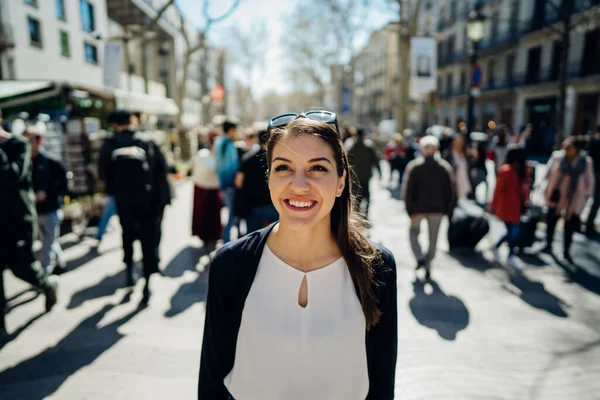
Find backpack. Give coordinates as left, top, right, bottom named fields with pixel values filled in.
left=110, top=137, right=155, bottom=205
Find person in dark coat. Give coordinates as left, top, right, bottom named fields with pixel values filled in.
left=347, top=127, right=381, bottom=218
left=0, top=111, right=58, bottom=336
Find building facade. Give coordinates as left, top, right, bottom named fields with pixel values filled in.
left=0, top=0, right=109, bottom=85
left=436, top=0, right=600, bottom=154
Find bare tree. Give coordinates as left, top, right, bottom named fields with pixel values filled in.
left=175, top=0, right=241, bottom=127
left=281, top=0, right=364, bottom=106
left=393, top=0, right=423, bottom=135
left=139, top=0, right=177, bottom=94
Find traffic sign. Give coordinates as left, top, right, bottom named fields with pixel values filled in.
left=471, top=63, right=482, bottom=87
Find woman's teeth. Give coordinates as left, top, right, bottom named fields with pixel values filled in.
left=288, top=200, right=314, bottom=208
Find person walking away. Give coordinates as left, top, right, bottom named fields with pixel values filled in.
left=215, top=120, right=240, bottom=243
left=471, top=139, right=489, bottom=204
left=98, top=110, right=170, bottom=304
left=384, top=133, right=406, bottom=186
left=191, top=129, right=222, bottom=255
left=515, top=123, right=532, bottom=149
left=444, top=132, right=473, bottom=200
left=402, top=135, right=455, bottom=280
left=347, top=127, right=381, bottom=218
left=23, top=127, right=68, bottom=275
left=492, top=127, right=509, bottom=172
left=544, top=138, right=595, bottom=263
left=235, top=128, right=278, bottom=234
left=585, top=126, right=600, bottom=237
left=488, top=146, right=530, bottom=270
left=0, top=113, right=58, bottom=337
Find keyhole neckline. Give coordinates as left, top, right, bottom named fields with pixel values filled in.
left=264, top=244, right=345, bottom=276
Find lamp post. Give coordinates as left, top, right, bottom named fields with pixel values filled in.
left=466, top=2, right=485, bottom=135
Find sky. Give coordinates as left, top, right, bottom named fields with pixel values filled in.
left=176, top=0, right=396, bottom=98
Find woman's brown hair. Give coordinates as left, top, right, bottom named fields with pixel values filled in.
left=266, top=118, right=382, bottom=329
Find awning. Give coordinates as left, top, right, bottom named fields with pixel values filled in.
left=0, top=80, right=60, bottom=108
left=114, top=89, right=179, bottom=116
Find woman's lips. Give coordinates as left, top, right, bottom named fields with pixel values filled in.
left=284, top=199, right=317, bottom=211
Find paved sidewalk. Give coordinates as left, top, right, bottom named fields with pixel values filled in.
left=1, top=178, right=599, bottom=399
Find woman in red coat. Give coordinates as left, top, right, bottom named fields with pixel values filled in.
left=488, top=146, right=529, bottom=269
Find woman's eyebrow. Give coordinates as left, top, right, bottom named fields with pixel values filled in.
left=308, top=157, right=332, bottom=165
left=272, top=157, right=292, bottom=163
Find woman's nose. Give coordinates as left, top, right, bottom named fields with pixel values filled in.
left=290, top=171, right=310, bottom=191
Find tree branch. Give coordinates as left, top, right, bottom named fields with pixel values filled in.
left=147, top=0, right=176, bottom=32
left=545, top=0, right=560, bottom=13
left=203, top=0, right=242, bottom=31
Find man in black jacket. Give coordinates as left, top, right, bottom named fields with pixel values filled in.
left=24, top=127, right=68, bottom=275
left=0, top=111, right=58, bottom=336
left=585, top=126, right=600, bottom=237
left=402, top=135, right=455, bottom=279
left=98, top=110, right=170, bottom=304
left=347, top=127, right=381, bottom=218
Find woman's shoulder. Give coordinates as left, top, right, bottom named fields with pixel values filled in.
left=209, top=230, right=266, bottom=277
left=370, top=242, right=396, bottom=277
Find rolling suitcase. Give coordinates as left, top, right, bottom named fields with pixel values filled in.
left=518, top=206, right=543, bottom=249
left=448, top=201, right=490, bottom=250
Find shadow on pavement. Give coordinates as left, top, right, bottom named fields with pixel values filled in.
left=0, top=311, right=46, bottom=351
left=0, top=298, right=142, bottom=400
left=409, top=278, right=469, bottom=341
left=507, top=273, right=569, bottom=318
left=4, top=291, right=41, bottom=313
left=67, top=270, right=125, bottom=310
left=447, top=249, right=499, bottom=273
left=161, top=245, right=205, bottom=278
left=518, top=252, right=549, bottom=267
left=551, top=253, right=600, bottom=296
left=164, top=266, right=210, bottom=318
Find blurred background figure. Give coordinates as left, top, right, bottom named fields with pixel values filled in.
left=491, top=126, right=509, bottom=172
left=488, top=146, right=529, bottom=270
left=235, top=126, right=278, bottom=234
left=347, top=127, right=381, bottom=218
left=384, top=133, right=406, bottom=186
left=444, top=133, right=473, bottom=200
left=0, top=110, right=58, bottom=336
left=544, top=138, right=595, bottom=264
left=471, top=138, right=489, bottom=204
left=23, top=126, right=68, bottom=275
left=585, top=126, right=600, bottom=237
left=215, top=120, right=240, bottom=243
left=402, top=135, right=454, bottom=280
left=191, top=129, right=222, bottom=256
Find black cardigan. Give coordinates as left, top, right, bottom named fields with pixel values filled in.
left=198, top=224, right=398, bottom=399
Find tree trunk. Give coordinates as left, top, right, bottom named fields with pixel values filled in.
left=141, top=38, right=149, bottom=94
left=554, top=0, right=574, bottom=149
left=177, top=51, right=191, bottom=130
left=397, top=30, right=411, bottom=134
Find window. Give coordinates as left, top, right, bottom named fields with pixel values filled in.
left=28, top=17, right=42, bottom=47
left=60, top=30, right=70, bottom=57
left=506, top=53, right=515, bottom=85
left=84, top=42, right=98, bottom=64
left=487, top=59, right=496, bottom=89
left=526, top=46, right=542, bottom=84
left=56, top=0, right=66, bottom=21
left=550, top=41, right=562, bottom=80
left=445, top=73, right=453, bottom=95
left=24, top=0, right=38, bottom=7
left=80, top=0, right=95, bottom=33
left=460, top=70, right=466, bottom=92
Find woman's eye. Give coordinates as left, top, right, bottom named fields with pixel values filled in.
left=309, top=165, right=329, bottom=172
left=274, top=165, right=291, bottom=172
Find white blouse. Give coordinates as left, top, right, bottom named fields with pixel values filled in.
left=224, top=245, right=369, bottom=400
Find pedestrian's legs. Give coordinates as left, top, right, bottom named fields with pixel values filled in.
left=546, top=207, right=559, bottom=247
left=409, top=214, right=425, bottom=263
left=135, top=206, right=159, bottom=302
left=360, top=180, right=371, bottom=217
left=564, top=214, right=579, bottom=257
left=425, top=214, right=443, bottom=266
left=586, top=184, right=600, bottom=232
left=95, top=196, right=116, bottom=240
left=221, top=188, right=237, bottom=243
left=505, top=222, right=521, bottom=257
left=116, top=203, right=135, bottom=268
left=37, top=212, right=54, bottom=273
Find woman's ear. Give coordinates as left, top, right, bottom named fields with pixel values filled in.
left=337, top=170, right=346, bottom=197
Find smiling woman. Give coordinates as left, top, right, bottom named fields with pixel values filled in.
left=198, top=115, right=398, bottom=400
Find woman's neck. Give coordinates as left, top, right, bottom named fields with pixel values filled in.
left=267, top=221, right=341, bottom=272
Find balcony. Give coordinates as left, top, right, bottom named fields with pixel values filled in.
left=438, top=49, right=469, bottom=68
left=0, top=23, right=15, bottom=52
left=479, top=29, right=519, bottom=54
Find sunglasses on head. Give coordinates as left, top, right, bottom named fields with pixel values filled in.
left=267, top=110, right=338, bottom=135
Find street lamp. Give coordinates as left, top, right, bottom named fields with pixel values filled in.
left=466, top=2, right=486, bottom=135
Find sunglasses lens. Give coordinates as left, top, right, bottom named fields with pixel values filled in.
left=305, top=111, right=334, bottom=123
left=270, top=114, right=297, bottom=128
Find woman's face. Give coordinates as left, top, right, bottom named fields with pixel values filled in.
left=269, top=135, right=346, bottom=232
